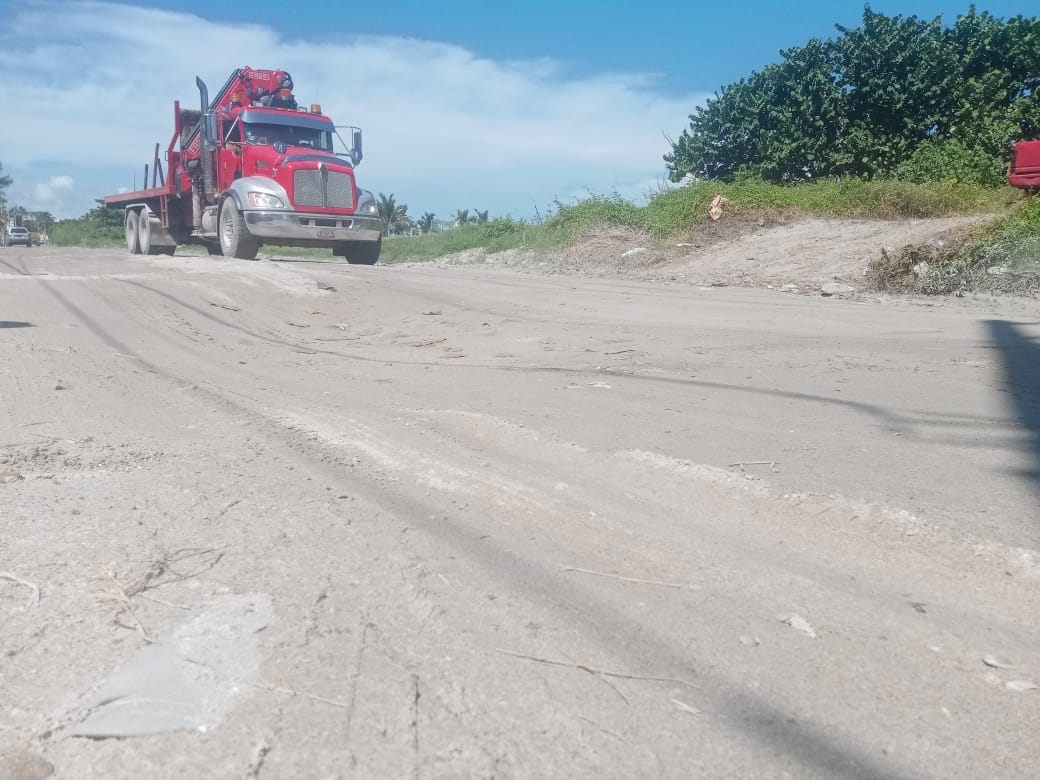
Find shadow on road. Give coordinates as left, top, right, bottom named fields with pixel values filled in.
left=0, top=320, right=33, bottom=328
left=986, top=320, right=1040, bottom=486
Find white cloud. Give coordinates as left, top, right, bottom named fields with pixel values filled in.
left=0, top=2, right=705, bottom=219
left=33, top=175, right=75, bottom=203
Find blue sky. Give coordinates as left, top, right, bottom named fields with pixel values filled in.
left=0, top=0, right=1028, bottom=221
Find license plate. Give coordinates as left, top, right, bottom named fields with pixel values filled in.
left=317, top=227, right=336, bottom=238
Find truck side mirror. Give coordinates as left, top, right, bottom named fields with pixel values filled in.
left=203, top=114, right=218, bottom=148
left=352, top=130, right=363, bottom=165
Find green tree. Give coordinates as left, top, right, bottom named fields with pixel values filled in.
left=473, top=209, right=489, bottom=224
left=0, top=162, right=11, bottom=214
left=665, top=6, right=1040, bottom=184
left=452, top=209, right=470, bottom=226
left=418, top=212, right=436, bottom=233
left=376, top=192, right=410, bottom=236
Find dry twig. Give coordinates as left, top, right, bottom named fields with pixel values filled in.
left=496, top=649, right=698, bottom=690
left=124, top=547, right=224, bottom=597
left=560, top=567, right=682, bottom=590
left=1, top=570, right=41, bottom=609
left=251, top=682, right=351, bottom=710
left=728, top=460, right=779, bottom=473
left=100, top=567, right=154, bottom=643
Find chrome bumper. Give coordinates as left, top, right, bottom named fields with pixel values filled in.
left=244, top=210, right=382, bottom=242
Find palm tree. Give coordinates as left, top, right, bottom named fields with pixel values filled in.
left=377, top=193, right=409, bottom=236
left=418, top=212, right=436, bottom=234
left=452, top=209, right=470, bottom=227
left=473, top=209, right=489, bottom=224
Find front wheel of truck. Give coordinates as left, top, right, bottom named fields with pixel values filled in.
left=333, top=236, right=382, bottom=265
left=219, top=199, right=259, bottom=260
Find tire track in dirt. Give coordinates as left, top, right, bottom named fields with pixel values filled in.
left=23, top=272, right=937, bottom=780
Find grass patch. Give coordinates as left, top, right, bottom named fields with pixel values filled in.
left=645, top=178, right=1012, bottom=235
left=867, top=195, right=1040, bottom=294
left=50, top=220, right=123, bottom=248
left=379, top=219, right=538, bottom=263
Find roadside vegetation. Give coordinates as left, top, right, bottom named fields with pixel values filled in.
left=868, top=195, right=1040, bottom=294
left=378, top=178, right=1017, bottom=262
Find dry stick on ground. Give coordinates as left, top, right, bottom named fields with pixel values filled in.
left=497, top=649, right=699, bottom=691
left=250, top=682, right=352, bottom=710
left=560, top=567, right=683, bottom=590
left=578, top=716, right=628, bottom=743
left=100, top=567, right=154, bottom=644
left=729, top=460, right=779, bottom=473
left=1, top=571, right=41, bottom=609
left=124, top=547, right=225, bottom=597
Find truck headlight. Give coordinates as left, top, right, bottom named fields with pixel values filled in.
left=248, top=192, right=285, bottom=208
left=358, top=201, right=378, bottom=215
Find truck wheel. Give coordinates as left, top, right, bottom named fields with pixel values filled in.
left=138, top=212, right=162, bottom=255
left=219, top=199, right=259, bottom=260
left=334, top=236, right=381, bottom=265
left=125, top=210, right=142, bottom=254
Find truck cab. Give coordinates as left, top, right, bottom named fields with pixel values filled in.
left=104, top=67, right=382, bottom=263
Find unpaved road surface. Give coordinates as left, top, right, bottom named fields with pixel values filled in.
left=2, top=245, right=1039, bottom=779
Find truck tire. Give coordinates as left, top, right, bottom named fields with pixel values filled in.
left=125, top=210, right=142, bottom=254
left=219, top=199, right=259, bottom=260
left=334, top=236, right=381, bottom=265
left=138, top=212, right=162, bottom=255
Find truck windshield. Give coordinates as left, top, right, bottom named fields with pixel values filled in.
left=244, top=123, right=333, bottom=152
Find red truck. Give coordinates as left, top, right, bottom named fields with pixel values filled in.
left=104, top=67, right=382, bottom=263
left=1009, top=140, right=1040, bottom=191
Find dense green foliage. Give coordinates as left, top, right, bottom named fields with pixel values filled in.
left=665, top=6, right=1040, bottom=186
left=50, top=200, right=124, bottom=246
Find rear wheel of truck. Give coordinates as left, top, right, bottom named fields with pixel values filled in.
left=334, top=236, right=381, bottom=265
left=137, top=212, right=163, bottom=255
left=219, top=199, right=259, bottom=260
left=125, top=210, right=142, bottom=254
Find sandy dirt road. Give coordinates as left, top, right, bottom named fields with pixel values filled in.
left=1, top=246, right=1038, bottom=779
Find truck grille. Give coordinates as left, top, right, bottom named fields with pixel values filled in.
left=293, top=169, right=354, bottom=209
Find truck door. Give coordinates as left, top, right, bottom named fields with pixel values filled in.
left=218, top=118, right=245, bottom=189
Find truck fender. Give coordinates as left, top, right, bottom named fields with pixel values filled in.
left=226, top=177, right=291, bottom=211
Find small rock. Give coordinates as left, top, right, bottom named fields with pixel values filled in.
left=779, top=613, right=817, bottom=638
left=821, top=283, right=854, bottom=296
left=738, top=635, right=761, bottom=647
left=1006, top=680, right=1039, bottom=692
left=0, top=748, right=55, bottom=780
left=54, top=383, right=66, bottom=391
left=620, top=248, right=649, bottom=259
left=986, top=265, right=1009, bottom=276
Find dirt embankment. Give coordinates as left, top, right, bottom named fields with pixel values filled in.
left=417, top=214, right=1019, bottom=296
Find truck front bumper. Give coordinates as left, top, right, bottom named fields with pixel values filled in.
left=244, top=210, right=382, bottom=243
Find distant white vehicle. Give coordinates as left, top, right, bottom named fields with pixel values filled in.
left=4, top=226, right=32, bottom=247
